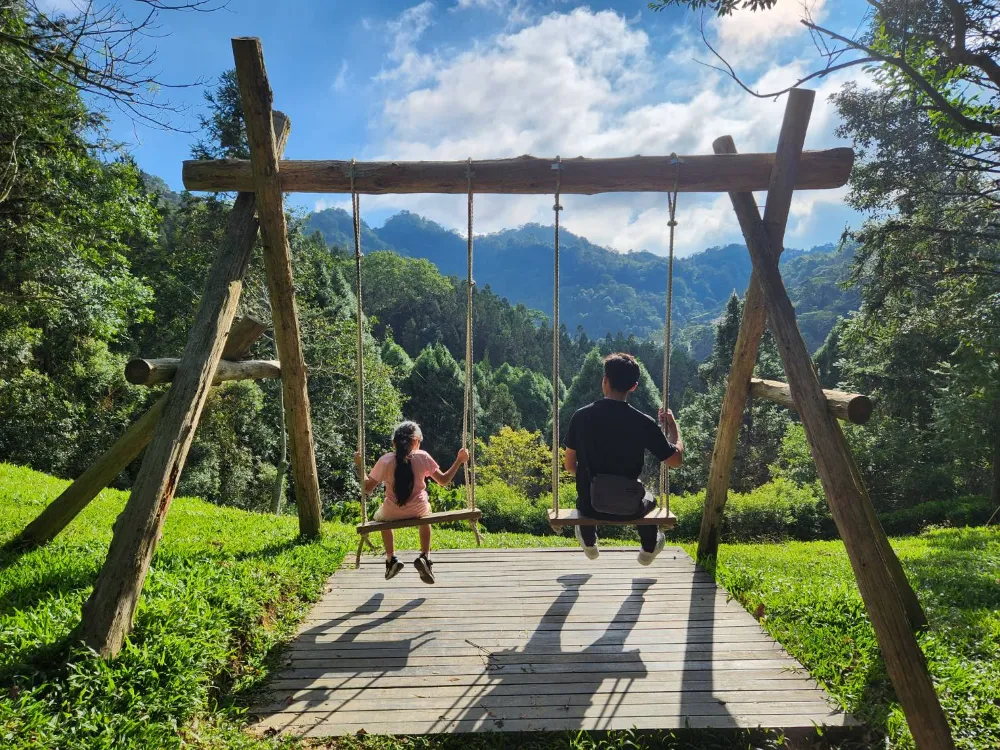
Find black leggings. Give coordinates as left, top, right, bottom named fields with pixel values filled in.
left=576, top=493, right=659, bottom=552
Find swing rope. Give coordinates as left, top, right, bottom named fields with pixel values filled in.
left=551, top=156, right=563, bottom=516
left=350, top=160, right=367, bottom=526
left=461, top=159, right=477, bottom=513
left=658, top=154, right=682, bottom=514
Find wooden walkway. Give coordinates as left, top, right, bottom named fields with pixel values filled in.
left=251, top=547, right=856, bottom=737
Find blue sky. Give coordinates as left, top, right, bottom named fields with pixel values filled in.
left=47, top=0, right=871, bottom=256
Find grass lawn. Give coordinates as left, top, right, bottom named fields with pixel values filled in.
left=1, top=463, right=997, bottom=749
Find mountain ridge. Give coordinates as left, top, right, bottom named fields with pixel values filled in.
left=305, top=207, right=857, bottom=355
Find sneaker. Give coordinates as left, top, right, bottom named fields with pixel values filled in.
left=414, top=553, right=435, bottom=584
left=575, top=525, right=599, bottom=560
left=385, top=556, right=404, bottom=580
left=637, top=531, right=666, bottom=566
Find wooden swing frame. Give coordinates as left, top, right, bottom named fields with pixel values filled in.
left=9, top=37, right=954, bottom=749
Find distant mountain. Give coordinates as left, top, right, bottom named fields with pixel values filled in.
left=304, top=207, right=858, bottom=356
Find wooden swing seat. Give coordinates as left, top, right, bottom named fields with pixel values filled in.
left=356, top=509, right=482, bottom=534
left=547, top=507, right=676, bottom=529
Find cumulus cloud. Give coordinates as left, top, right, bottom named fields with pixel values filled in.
left=356, top=3, right=860, bottom=256
left=332, top=60, right=349, bottom=92
left=713, top=0, right=828, bottom=67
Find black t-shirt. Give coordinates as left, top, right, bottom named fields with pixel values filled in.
left=564, top=398, right=676, bottom=509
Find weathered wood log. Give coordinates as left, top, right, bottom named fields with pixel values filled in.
left=234, top=37, right=323, bottom=538
left=10, top=318, right=268, bottom=551
left=76, top=115, right=291, bottom=658
left=722, top=135, right=952, bottom=748
left=750, top=378, right=872, bottom=425
left=182, top=148, right=854, bottom=195
left=222, top=316, right=267, bottom=358
left=697, top=89, right=814, bottom=563
left=125, top=357, right=281, bottom=386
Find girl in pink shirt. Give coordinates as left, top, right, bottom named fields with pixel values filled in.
left=354, top=421, right=469, bottom=583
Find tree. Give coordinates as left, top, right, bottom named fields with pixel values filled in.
left=492, top=363, right=553, bottom=434
left=0, top=19, right=158, bottom=479
left=660, top=0, right=1000, bottom=505
left=673, top=294, right=790, bottom=493
left=402, top=344, right=472, bottom=462
left=477, top=427, right=553, bottom=498
left=2, top=1, right=222, bottom=128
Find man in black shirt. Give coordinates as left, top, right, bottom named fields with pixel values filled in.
left=563, top=352, right=683, bottom=565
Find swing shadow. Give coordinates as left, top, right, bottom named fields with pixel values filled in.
left=432, top=572, right=688, bottom=733
left=250, top=593, right=432, bottom=733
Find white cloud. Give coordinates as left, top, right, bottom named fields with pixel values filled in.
left=332, top=60, right=349, bottom=92
left=353, top=5, right=861, bottom=256
left=376, top=1, right=438, bottom=85
left=714, top=0, right=828, bottom=67
left=454, top=0, right=506, bottom=9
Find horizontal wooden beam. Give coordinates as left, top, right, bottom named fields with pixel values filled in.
left=749, top=378, right=872, bottom=425
left=125, top=357, right=281, bottom=386
left=182, top=149, right=854, bottom=195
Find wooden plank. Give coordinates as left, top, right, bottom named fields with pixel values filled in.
left=182, top=148, right=855, bottom=195
left=289, top=628, right=774, bottom=655
left=76, top=117, right=291, bottom=658
left=697, top=89, right=814, bottom=563
left=282, top=639, right=784, bottom=657
left=258, top=701, right=846, bottom=727
left=282, top=647, right=793, bottom=668
left=125, top=357, right=280, bottom=386
left=267, top=667, right=813, bottom=692
left=255, top=689, right=834, bottom=715
left=750, top=378, right=872, bottom=425
left=233, top=37, right=323, bottom=538
left=262, top=712, right=856, bottom=737
left=261, top=677, right=825, bottom=702
left=9, top=317, right=268, bottom=550
left=722, top=135, right=953, bottom=748
left=357, top=509, right=482, bottom=533
left=547, top=508, right=675, bottom=527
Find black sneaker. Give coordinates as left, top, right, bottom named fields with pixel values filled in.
left=414, top=553, right=435, bottom=585
left=385, top=556, right=404, bottom=580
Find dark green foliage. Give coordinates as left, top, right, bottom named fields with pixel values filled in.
left=491, top=363, right=554, bottom=434
left=401, top=344, right=474, bottom=463
left=0, top=12, right=158, bottom=480
left=672, top=294, right=790, bottom=493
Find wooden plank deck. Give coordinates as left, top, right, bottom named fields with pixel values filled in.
left=251, top=547, right=857, bottom=737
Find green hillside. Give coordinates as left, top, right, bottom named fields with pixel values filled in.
left=306, top=208, right=859, bottom=355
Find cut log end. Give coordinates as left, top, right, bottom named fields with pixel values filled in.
left=750, top=378, right=872, bottom=425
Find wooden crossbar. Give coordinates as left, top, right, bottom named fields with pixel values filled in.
left=182, top=150, right=854, bottom=195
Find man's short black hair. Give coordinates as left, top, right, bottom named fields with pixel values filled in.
left=604, top=352, right=641, bottom=393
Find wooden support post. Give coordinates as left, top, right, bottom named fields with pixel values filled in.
left=749, top=378, right=872, bottom=424
left=10, top=318, right=266, bottom=550
left=76, top=118, right=291, bottom=658
left=125, top=357, right=280, bottom=387
left=697, top=89, right=814, bottom=563
left=721, top=132, right=951, bottom=747
left=233, top=37, right=323, bottom=539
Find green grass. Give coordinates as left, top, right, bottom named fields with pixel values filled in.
left=1, top=463, right=997, bottom=749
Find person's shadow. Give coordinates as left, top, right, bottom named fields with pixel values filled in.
left=435, top=574, right=652, bottom=732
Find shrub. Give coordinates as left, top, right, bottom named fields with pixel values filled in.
left=669, top=478, right=837, bottom=542
left=879, top=495, right=995, bottom=536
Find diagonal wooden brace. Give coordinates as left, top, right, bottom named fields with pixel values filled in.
left=720, top=131, right=952, bottom=749
left=76, top=114, right=291, bottom=658
left=697, top=89, right=813, bottom=564
left=9, top=318, right=266, bottom=551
